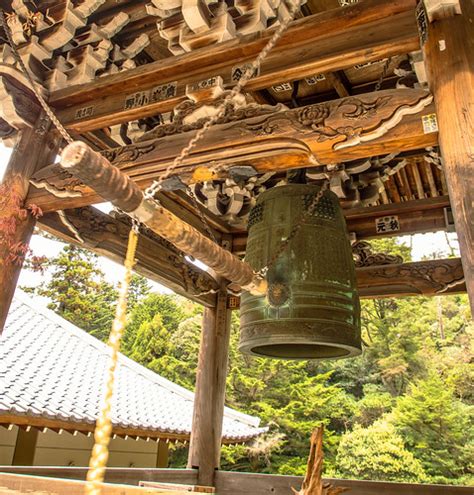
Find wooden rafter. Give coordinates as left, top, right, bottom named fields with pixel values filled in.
left=49, top=0, right=420, bottom=131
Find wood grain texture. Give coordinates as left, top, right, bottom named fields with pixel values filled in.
left=187, top=284, right=232, bottom=486
left=0, top=473, right=189, bottom=495
left=423, top=0, right=474, bottom=315
left=0, top=116, right=58, bottom=333
left=38, top=207, right=218, bottom=307
left=28, top=89, right=438, bottom=213
left=0, top=469, right=471, bottom=495
left=214, top=471, right=474, bottom=495
left=356, top=258, right=465, bottom=298
left=50, top=0, right=419, bottom=131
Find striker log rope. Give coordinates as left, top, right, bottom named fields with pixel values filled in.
left=85, top=226, right=138, bottom=495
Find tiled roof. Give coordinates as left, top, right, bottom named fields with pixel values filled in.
left=0, top=291, right=265, bottom=442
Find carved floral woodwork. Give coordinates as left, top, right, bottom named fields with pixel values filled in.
left=0, top=76, right=40, bottom=135
left=137, top=93, right=288, bottom=142
left=147, top=0, right=305, bottom=55
left=357, top=258, right=466, bottom=297
left=352, top=241, right=403, bottom=267
left=26, top=88, right=438, bottom=212
left=40, top=207, right=219, bottom=303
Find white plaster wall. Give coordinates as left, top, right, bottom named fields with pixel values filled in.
left=34, top=430, right=158, bottom=467
left=0, top=428, right=158, bottom=467
left=0, top=426, right=18, bottom=465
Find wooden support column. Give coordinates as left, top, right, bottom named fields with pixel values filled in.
left=0, top=115, right=58, bottom=332
left=422, top=0, right=474, bottom=315
left=12, top=428, right=39, bottom=465
left=187, top=283, right=232, bottom=487
left=156, top=440, right=169, bottom=468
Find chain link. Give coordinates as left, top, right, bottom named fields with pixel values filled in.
left=257, top=182, right=329, bottom=276
left=142, top=0, right=304, bottom=239
left=0, top=10, right=74, bottom=144
left=185, top=185, right=219, bottom=244
left=374, top=57, right=392, bottom=92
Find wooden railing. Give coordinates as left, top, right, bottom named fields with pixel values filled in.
left=0, top=467, right=471, bottom=495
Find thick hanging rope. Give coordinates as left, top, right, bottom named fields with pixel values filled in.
left=85, top=227, right=138, bottom=495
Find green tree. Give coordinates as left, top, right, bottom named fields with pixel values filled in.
left=392, top=372, right=473, bottom=482
left=336, top=421, right=426, bottom=482
left=25, top=245, right=118, bottom=341
left=122, top=292, right=188, bottom=353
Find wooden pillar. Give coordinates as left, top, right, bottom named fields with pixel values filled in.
left=187, top=283, right=232, bottom=487
left=156, top=440, right=169, bottom=468
left=12, top=428, right=39, bottom=465
left=0, top=115, right=58, bottom=332
left=421, top=0, right=474, bottom=315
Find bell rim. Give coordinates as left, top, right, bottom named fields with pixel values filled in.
left=239, top=335, right=362, bottom=361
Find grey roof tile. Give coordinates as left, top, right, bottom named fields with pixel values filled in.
left=0, top=291, right=265, bottom=441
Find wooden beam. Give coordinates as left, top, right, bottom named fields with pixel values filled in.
left=0, top=415, right=187, bottom=443
left=422, top=0, right=474, bottom=315
left=0, top=473, right=191, bottom=495
left=356, top=258, right=465, bottom=298
left=188, top=284, right=232, bottom=486
left=28, top=89, right=438, bottom=213
left=0, top=468, right=198, bottom=486
left=38, top=207, right=219, bottom=307
left=0, top=116, right=59, bottom=333
left=214, top=471, right=474, bottom=495
left=38, top=206, right=462, bottom=301
left=232, top=197, right=451, bottom=254
left=222, top=259, right=465, bottom=304
left=12, top=428, right=38, bottom=466
left=50, top=0, right=420, bottom=132
left=0, top=468, right=471, bottom=495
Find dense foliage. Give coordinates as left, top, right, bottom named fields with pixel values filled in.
left=26, top=240, right=473, bottom=485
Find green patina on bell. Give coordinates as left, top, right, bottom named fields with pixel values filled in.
left=239, top=184, right=361, bottom=360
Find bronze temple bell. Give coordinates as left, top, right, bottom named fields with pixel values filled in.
left=239, top=184, right=361, bottom=360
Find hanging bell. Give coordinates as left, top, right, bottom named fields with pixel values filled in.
left=239, top=184, right=361, bottom=360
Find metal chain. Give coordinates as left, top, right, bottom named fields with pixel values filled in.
left=374, top=57, right=392, bottom=92
left=258, top=56, right=393, bottom=277
left=0, top=10, right=74, bottom=144
left=185, top=185, right=218, bottom=244
left=257, top=182, right=329, bottom=276
left=144, top=2, right=302, bottom=200
left=142, top=0, right=304, bottom=240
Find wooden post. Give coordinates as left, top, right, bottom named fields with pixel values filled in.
left=12, top=428, right=39, bottom=465
left=0, top=116, right=58, bottom=332
left=187, top=283, right=232, bottom=487
left=421, top=0, right=474, bottom=315
left=156, top=440, right=169, bottom=468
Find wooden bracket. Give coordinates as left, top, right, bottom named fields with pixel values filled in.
left=422, top=0, right=462, bottom=22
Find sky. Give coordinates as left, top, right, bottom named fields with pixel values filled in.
left=0, top=142, right=460, bottom=293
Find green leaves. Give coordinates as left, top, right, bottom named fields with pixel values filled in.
left=336, top=421, right=426, bottom=482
